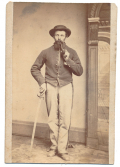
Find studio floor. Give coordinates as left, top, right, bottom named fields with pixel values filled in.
left=12, top=135, right=109, bottom=164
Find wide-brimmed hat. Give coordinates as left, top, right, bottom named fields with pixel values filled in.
left=49, top=25, right=71, bottom=37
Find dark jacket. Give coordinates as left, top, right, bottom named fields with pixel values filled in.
left=31, top=44, right=83, bottom=87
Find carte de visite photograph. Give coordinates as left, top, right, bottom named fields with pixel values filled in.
left=5, top=2, right=116, bottom=164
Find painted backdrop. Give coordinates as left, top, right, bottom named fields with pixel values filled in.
left=12, top=3, right=87, bottom=129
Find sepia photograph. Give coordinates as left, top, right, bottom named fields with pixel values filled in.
left=5, top=2, right=116, bottom=164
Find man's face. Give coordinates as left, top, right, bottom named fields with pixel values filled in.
left=54, top=31, right=66, bottom=43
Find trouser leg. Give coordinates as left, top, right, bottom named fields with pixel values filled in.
left=58, top=83, right=73, bottom=154
left=46, top=83, right=59, bottom=151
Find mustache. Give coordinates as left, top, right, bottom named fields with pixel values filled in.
left=54, top=40, right=63, bottom=45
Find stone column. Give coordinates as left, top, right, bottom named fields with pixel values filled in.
left=86, top=17, right=99, bottom=149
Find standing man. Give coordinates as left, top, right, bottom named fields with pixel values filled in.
left=31, top=25, right=83, bottom=161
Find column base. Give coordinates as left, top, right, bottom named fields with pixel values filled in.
left=86, top=137, right=99, bottom=149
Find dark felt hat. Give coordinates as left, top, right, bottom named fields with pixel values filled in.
left=49, top=25, right=71, bottom=37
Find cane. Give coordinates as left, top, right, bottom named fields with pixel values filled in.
left=30, top=89, right=45, bottom=152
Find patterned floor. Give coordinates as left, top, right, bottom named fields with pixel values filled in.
left=12, top=135, right=109, bottom=164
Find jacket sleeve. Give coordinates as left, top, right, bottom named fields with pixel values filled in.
left=65, top=50, right=83, bottom=76
left=31, top=51, right=46, bottom=86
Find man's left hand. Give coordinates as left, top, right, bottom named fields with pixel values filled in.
left=63, top=50, right=70, bottom=61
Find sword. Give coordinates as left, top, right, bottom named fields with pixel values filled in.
left=30, top=88, right=45, bottom=152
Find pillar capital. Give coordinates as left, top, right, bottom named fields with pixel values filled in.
left=88, top=21, right=99, bottom=45
left=88, top=17, right=100, bottom=22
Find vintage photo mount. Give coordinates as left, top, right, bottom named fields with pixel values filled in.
left=5, top=2, right=117, bottom=164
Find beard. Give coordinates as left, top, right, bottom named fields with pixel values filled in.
left=54, top=40, right=65, bottom=51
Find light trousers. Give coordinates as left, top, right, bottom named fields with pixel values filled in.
left=45, top=83, right=73, bottom=154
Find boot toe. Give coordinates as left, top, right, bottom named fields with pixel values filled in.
left=59, top=153, right=70, bottom=161
left=47, top=150, right=56, bottom=157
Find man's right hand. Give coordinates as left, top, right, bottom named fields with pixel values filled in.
left=38, top=83, right=46, bottom=97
